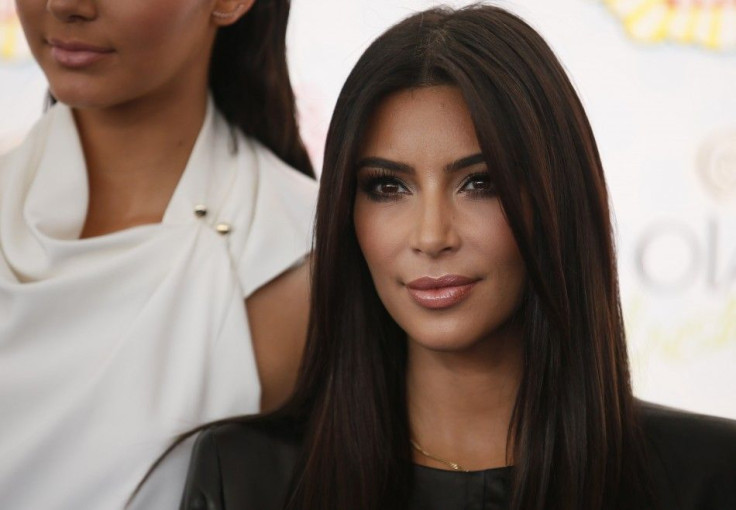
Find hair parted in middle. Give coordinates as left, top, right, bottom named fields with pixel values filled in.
left=139, top=5, right=653, bottom=510
left=279, top=4, right=651, bottom=510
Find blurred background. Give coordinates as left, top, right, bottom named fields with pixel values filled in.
left=2, top=0, right=734, bottom=418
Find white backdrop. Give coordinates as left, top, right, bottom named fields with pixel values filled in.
left=1, top=0, right=735, bottom=418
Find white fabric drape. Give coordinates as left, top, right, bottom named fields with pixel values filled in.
left=0, top=101, right=317, bottom=509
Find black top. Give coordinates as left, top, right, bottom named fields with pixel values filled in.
left=180, top=403, right=736, bottom=510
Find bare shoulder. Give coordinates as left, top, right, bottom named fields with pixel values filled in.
left=245, top=259, right=311, bottom=412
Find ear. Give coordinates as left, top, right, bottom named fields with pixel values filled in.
left=211, top=0, right=256, bottom=26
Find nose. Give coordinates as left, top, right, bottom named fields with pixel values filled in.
left=410, top=192, right=460, bottom=258
left=47, top=0, right=97, bottom=23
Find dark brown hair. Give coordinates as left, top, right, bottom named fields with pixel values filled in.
left=139, top=5, right=651, bottom=509
left=210, top=0, right=313, bottom=176
left=279, top=4, right=650, bottom=509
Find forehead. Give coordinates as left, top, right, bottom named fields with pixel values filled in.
left=360, top=85, right=481, bottom=164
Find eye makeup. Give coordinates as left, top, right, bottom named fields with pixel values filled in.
left=357, top=166, right=497, bottom=203
left=459, top=171, right=497, bottom=198
left=357, top=168, right=410, bottom=202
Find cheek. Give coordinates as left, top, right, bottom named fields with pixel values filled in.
left=354, top=200, right=408, bottom=280
left=464, top=200, right=520, bottom=257
left=16, top=1, right=45, bottom=53
left=110, top=0, right=207, bottom=63
left=488, top=223, right=523, bottom=273
left=462, top=203, right=526, bottom=294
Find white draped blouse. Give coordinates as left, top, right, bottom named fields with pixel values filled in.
left=0, top=101, right=317, bottom=509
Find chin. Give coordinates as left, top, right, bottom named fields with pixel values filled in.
left=48, top=84, right=106, bottom=110
left=402, top=312, right=523, bottom=356
left=405, top=325, right=486, bottom=354
left=46, top=73, right=132, bottom=110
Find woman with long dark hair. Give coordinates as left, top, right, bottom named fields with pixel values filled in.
left=0, top=1, right=316, bottom=508
left=177, top=5, right=736, bottom=510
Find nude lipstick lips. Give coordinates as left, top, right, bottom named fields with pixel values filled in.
left=406, top=275, right=478, bottom=310
left=48, top=39, right=114, bottom=68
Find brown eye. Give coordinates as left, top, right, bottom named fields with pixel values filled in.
left=358, top=174, right=410, bottom=202
left=376, top=181, right=403, bottom=194
left=466, top=178, right=490, bottom=190
left=461, top=172, right=496, bottom=195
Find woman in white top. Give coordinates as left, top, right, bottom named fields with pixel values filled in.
left=0, top=1, right=317, bottom=509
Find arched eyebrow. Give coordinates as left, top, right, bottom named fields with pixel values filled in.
left=356, top=153, right=485, bottom=174
left=445, top=153, right=485, bottom=172
left=356, top=157, right=412, bottom=174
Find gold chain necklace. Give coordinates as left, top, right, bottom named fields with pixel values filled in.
left=410, top=439, right=469, bottom=472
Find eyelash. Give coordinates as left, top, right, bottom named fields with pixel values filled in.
left=460, top=172, right=497, bottom=198
left=357, top=170, right=497, bottom=202
left=358, top=170, right=409, bottom=202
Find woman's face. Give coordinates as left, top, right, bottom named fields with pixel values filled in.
left=16, top=0, right=239, bottom=108
left=354, top=86, right=526, bottom=352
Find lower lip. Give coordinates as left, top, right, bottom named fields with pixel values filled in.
left=51, top=46, right=112, bottom=68
left=407, top=283, right=476, bottom=310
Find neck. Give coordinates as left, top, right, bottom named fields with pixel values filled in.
left=73, top=79, right=209, bottom=238
left=407, top=322, right=523, bottom=471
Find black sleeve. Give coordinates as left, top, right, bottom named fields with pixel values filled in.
left=180, top=429, right=225, bottom=510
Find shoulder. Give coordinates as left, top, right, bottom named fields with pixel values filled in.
left=197, top=416, right=304, bottom=466
left=245, top=138, right=318, bottom=236
left=182, top=417, right=303, bottom=510
left=224, top=134, right=318, bottom=298
left=638, top=401, right=736, bottom=510
left=249, top=138, right=317, bottom=191
left=640, top=401, right=736, bottom=466
left=235, top=135, right=317, bottom=220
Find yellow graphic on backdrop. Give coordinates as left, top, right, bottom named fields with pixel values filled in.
left=0, top=0, right=30, bottom=62
left=604, top=0, right=736, bottom=50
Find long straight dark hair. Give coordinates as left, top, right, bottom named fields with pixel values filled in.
left=48, top=0, right=313, bottom=178
left=275, top=4, right=650, bottom=510
left=210, top=0, right=313, bottom=177
left=140, top=5, right=651, bottom=510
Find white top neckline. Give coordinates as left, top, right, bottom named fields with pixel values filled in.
left=0, top=100, right=317, bottom=509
